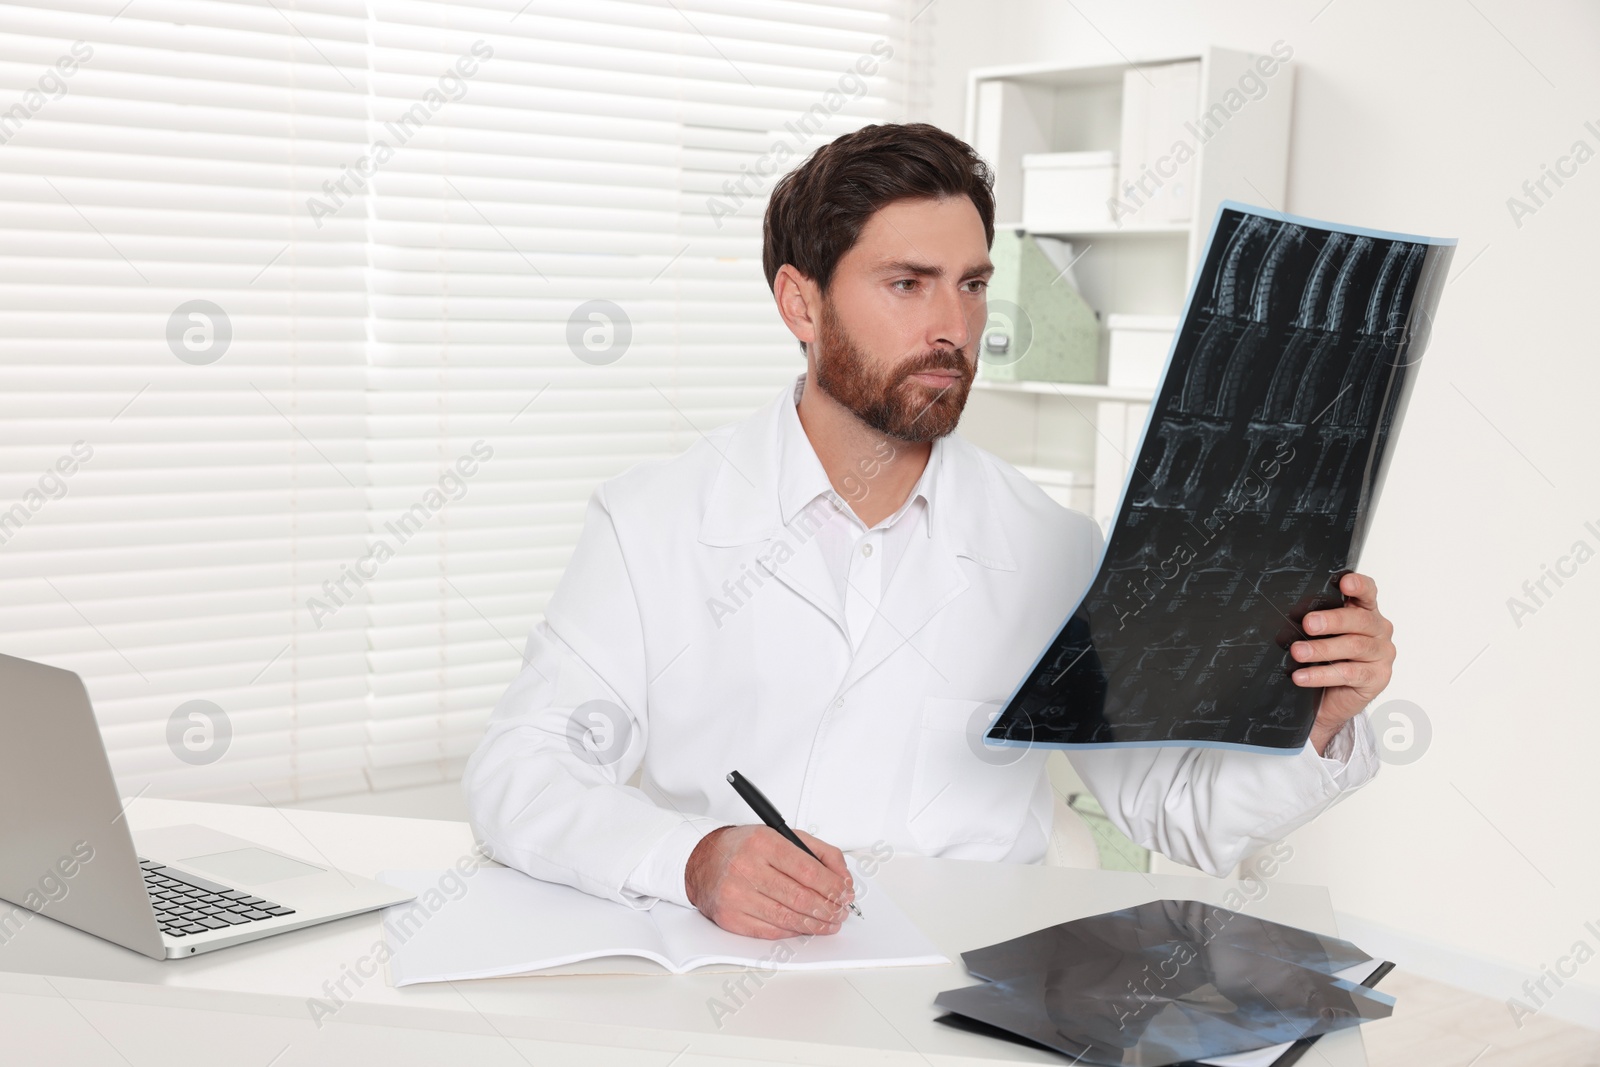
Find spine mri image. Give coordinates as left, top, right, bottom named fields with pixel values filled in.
left=991, top=204, right=1454, bottom=751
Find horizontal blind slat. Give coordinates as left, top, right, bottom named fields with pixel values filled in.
left=0, top=0, right=907, bottom=802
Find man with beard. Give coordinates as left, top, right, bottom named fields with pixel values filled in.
left=464, top=124, right=1390, bottom=939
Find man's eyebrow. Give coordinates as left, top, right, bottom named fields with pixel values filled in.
left=875, top=259, right=995, bottom=279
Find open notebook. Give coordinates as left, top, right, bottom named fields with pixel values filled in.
left=376, top=860, right=947, bottom=986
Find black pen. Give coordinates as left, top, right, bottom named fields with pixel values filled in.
left=726, top=770, right=864, bottom=919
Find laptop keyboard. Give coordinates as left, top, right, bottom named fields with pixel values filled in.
left=138, top=858, right=295, bottom=939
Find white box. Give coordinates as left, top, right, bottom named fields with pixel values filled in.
left=1106, top=313, right=1178, bottom=390
left=1116, top=61, right=1200, bottom=224
left=1013, top=465, right=1076, bottom=510
left=1092, top=400, right=1150, bottom=533
left=1020, top=151, right=1117, bottom=233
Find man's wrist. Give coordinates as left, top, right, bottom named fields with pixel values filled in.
left=622, top=816, right=725, bottom=909
left=1309, top=718, right=1342, bottom=756
left=684, top=825, right=733, bottom=910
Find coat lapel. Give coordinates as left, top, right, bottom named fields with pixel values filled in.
left=759, top=503, right=848, bottom=636
left=838, top=435, right=1017, bottom=693
left=698, top=384, right=848, bottom=636
left=837, top=525, right=969, bottom=693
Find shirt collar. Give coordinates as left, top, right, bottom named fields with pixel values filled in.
left=775, top=373, right=941, bottom=535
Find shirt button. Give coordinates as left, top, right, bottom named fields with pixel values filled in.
left=835, top=699, right=843, bottom=708
left=861, top=543, right=874, bottom=557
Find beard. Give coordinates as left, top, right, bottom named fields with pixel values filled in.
left=811, top=301, right=975, bottom=443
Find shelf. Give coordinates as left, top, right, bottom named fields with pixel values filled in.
left=968, top=55, right=1204, bottom=90
left=1046, top=223, right=1190, bottom=238
left=972, top=379, right=1154, bottom=403
left=996, top=220, right=1190, bottom=238
left=1013, top=463, right=1077, bottom=487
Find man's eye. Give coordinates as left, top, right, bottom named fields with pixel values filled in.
left=964, top=279, right=989, bottom=293
left=892, top=279, right=917, bottom=292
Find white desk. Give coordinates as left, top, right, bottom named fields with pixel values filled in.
left=0, top=799, right=1373, bottom=1066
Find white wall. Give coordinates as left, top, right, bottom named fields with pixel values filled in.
left=919, top=0, right=1600, bottom=1027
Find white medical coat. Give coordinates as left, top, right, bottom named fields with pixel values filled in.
left=463, top=378, right=1378, bottom=909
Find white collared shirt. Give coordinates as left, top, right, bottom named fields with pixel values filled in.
left=775, top=379, right=940, bottom=654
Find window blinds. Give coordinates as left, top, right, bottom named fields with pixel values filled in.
left=0, top=0, right=910, bottom=803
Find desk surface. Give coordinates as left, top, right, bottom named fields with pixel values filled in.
left=0, top=799, right=1372, bottom=1066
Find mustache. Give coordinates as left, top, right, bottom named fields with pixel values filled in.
left=895, top=347, right=972, bottom=381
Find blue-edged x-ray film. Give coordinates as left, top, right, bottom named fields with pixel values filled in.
left=988, top=202, right=1454, bottom=752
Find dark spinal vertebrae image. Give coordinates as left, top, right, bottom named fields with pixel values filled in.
left=992, top=205, right=1453, bottom=751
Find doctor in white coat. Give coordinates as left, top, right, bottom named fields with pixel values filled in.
left=464, top=123, right=1391, bottom=940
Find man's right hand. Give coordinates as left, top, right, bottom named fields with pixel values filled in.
left=684, top=825, right=855, bottom=939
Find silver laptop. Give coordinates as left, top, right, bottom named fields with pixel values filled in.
left=0, top=653, right=414, bottom=959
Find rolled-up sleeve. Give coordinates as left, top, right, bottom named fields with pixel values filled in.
left=1055, top=518, right=1382, bottom=876
left=1069, top=712, right=1380, bottom=876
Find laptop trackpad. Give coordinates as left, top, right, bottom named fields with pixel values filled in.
left=180, top=847, right=326, bottom=885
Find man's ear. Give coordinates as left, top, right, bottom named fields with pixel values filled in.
left=772, top=264, right=821, bottom=352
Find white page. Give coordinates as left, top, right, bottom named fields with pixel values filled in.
left=378, top=860, right=946, bottom=986
left=1196, top=960, right=1389, bottom=1067
left=651, top=859, right=947, bottom=971
left=377, top=869, right=671, bottom=986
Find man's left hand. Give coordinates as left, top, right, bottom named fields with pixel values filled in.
left=1291, top=572, right=1395, bottom=756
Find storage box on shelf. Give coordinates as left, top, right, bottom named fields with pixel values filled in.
left=979, top=228, right=1099, bottom=384
left=1012, top=465, right=1076, bottom=511
left=1106, top=313, right=1178, bottom=390
left=1020, top=150, right=1118, bottom=233
left=1091, top=396, right=1152, bottom=534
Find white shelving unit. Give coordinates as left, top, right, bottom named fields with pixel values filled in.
left=957, top=47, right=1295, bottom=530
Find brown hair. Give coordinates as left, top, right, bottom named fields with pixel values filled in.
left=762, top=123, right=996, bottom=295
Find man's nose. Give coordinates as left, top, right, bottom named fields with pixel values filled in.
left=927, top=284, right=974, bottom=352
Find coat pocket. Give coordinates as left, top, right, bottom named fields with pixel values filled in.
left=906, top=697, right=1045, bottom=853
